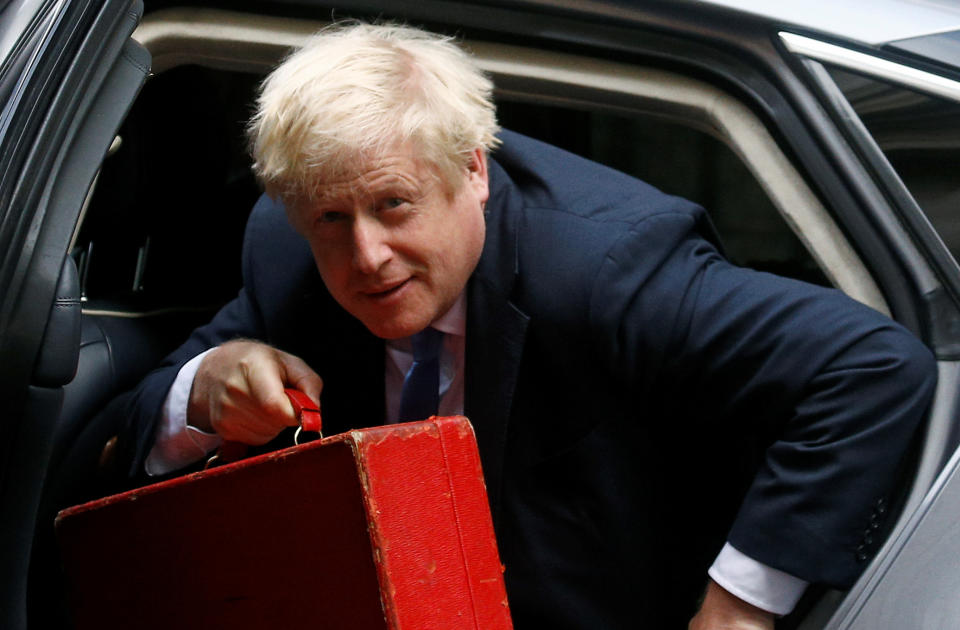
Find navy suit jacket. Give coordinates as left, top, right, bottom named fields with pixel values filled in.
left=122, top=130, right=936, bottom=627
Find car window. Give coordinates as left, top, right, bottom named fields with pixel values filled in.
left=824, top=66, right=960, bottom=264
left=111, top=9, right=889, bottom=321
left=74, top=65, right=261, bottom=313
left=78, top=63, right=830, bottom=318
left=94, top=14, right=884, bottom=318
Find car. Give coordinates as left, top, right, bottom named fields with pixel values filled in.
left=2, top=1, right=959, bottom=628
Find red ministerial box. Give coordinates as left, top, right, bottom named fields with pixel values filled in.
left=56, top=416, right=513, bottom=630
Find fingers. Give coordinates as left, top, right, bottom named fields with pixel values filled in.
left=188, top=340, right=323, bottom=445
left=244, top=357, right=300, bottom=428
left=688, top=580, right=774, bottom=630
left=277, top=351, right=324, bottom=408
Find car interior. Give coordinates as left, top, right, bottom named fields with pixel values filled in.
left=24, top=6, right=942, bottom=629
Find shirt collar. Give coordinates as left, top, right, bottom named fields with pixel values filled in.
left=385, top=291, right=467, bottom=352
left=431, top=291, right=466, bottom=336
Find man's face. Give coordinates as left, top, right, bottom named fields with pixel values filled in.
left=287, top=146, right=489, bottom=339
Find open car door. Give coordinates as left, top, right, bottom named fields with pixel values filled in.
left=0, top=1, right=148, bottom=628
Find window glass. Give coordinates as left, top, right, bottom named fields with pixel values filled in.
left=75, top=65, right=261, bottom=311
left=826, top=66, right=960, bottom=261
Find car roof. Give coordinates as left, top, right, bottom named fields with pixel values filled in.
left=692, top=0, right=960, bottom=45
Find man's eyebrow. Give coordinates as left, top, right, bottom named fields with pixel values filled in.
left=311, top=191, right=352, bottom=207
left=362, top=178, right=425, bottom=202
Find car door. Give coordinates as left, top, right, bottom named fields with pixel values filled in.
left=777, top=29, right=960, bottom=630
left=0, top=1, right=148, bottom=628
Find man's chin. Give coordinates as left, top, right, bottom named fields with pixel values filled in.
left=361, top=315, right=431, bottom=340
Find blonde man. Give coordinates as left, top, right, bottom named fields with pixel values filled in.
left=125, top=22, right=936, bottom=630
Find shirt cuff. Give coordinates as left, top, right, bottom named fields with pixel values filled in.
left=708, top=542, right=808, bottom=616
left=145, top=349, right=222, bottom=476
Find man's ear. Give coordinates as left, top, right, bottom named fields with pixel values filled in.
left=465, top=147, right=489, bottom=205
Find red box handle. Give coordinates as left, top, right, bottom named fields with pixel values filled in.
left=284, top=388, right=322, bottom=434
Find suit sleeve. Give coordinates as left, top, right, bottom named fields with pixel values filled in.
left=589, top=207, right=937, bottom=587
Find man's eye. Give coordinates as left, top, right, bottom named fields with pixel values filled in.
left=383, top=198, right=407, bottom=210
left=318, top=211, right=345, bottom=224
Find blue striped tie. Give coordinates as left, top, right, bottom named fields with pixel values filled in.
left=398, top=327, right=444, bottom=422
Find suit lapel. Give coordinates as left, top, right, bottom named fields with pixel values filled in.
left=465, top=281, right=528, bottom=525
left=464, top=157, right=529, bottom=523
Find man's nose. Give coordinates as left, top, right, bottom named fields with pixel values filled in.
left=351, top=216, right=392, bottom=274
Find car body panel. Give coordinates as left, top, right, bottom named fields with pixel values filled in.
left=0, top=1, right=146, bottom=628
left=888, top=29, right=960, bottom=72
left=693, top=0, right=960, bottom=45
left=827, top=419, right=960, bottom=629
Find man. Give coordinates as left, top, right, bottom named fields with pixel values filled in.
left=120, top=22, right=936, bottom=629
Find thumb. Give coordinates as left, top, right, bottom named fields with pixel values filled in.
left=276, top=350, right=324, bottom=407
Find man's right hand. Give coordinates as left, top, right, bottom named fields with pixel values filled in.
left=187, top=340, right=323, bottom=445
left=688, top=579, right=775, bottom=630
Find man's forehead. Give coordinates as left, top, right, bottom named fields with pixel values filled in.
left=315, top=162, right=422, bottom=199
left=311, top=149, right=439, bottom=199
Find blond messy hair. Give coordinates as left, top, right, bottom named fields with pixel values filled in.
left=248, top=22, right=500, bottom=201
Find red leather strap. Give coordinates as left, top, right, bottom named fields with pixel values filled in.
left=284, top=388, right=322, bottom=434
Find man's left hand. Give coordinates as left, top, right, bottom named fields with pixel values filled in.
left=688, top=579, right=775, bottom=630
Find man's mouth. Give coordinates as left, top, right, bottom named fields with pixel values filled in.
left=363, top=278, right=410, bottom=299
